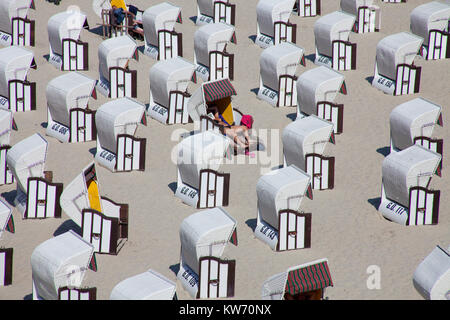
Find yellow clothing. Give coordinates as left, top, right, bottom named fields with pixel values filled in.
left=87, top=180, right=102, bottom=212
left=110, top=0, right=127, bottom=10
left=216, top=97, right=234, bottom=125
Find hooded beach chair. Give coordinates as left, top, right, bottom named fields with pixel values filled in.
left=372, top=32, right=423, bottom=96
left=261, top=259, right=333, bottom=300
left=255, top=0, right=297, bottom=49
left=390, top=98, right=443, bottom=157
left=0, top=108, right=16, bottom=185
left=60, top=162, right=129, bottom=255
left=0, top=0, right=35, bottom=47
left=282, top=115, right=335, bottom=190
left=196, top=0, right=236, bottom=26
left=0, top=46, right=36, bottom=112
left=0, top=199, right=14, bottom=237
left=31, top=230, right=97, bottom=300
left=47, top=10, right=90, bottom=71
left=314, top=11, right=357, bottom=71
left=410, top=1, right=450, bottom=60
left=46, top=72, right=97, bottom=143
left=340, top=0, right=380, bottom=33
left=110, top=269, right=177, bottom=300
left=255, top=165, right=313, bottom=251
left=296, top=66, right=347, bottom=134
left=175, top=131, right=231, bottom=209
left=94, top=97, right=146, bottom=172
left=148, top=57, right=196, bottom=125
left=258, top=42, right=306, bottom=107
left=96, top=35, right=139, bottom=99
left=177, top=207, right=238, bottom=299
left=142, top=2, right=183, bottom=60
left=379, top=145, right=441, bottom=226
left=413, top=245, right=450, bottom=300
left=194, top=22, right=236, bottom=82
left=0, top=247, right=13, bottom=287
left=293, top=0, right=321, bottom=17
left=6, top=133, right=63, bottom=219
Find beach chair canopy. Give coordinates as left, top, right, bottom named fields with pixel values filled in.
left=413, top=245, right=450, bottom=300
left=46, top=72, right=96, bottom=127
left=382, top=145, right=441, bottom=207
left=0, top=46, right=34, bottom=98
left=143, top=2, right=181, bottom=47
left=256, top=0, right=296, bottom=38
left=198, top=0, right=219, bottom=18
left=340, top=0, right=374, bottom=16
left=257, top=165, right=311, bottom=229
left=47, top=10, right=88, bottom=56
left=92, top=0, right=112, bottom=18
left=60, top=163, right=102, bottom=227
left=0, top=199, right=13, bottom=235
left=261, top=259, right=333, bottom=300
left=31, top=230, right=94, bottom=300
left=282, top=115, right=333, bottom=169
left=149, top=57, right=195, bottom=108
left=96, top=97, right=145, bottom=154
left=0, top=0, right=31, bottom=34
left=390, top=98, right=442, bottom=151
left=110, top=269, right=176, bottom=300
left=187, top=78, right=237, bottom=122
left=375, top=32, right=423, bottom=81
left=296, top=66, right=345, bottom=116
left=6, top=133, right=47, bottom=193
left=410, top=1, right=450, bottom=46
left=314, top=11, right=356, bottom=58
left=180, top=207, right=237, bottom=275
left=98, top=35, right=137, bottom=81
left=0, top=108, right=13, bottom=145
left=177, top=131, right=230, bottom=190
left=260, top=42, right=305, bottom=92
left=194, top=22, right=235, bottom=67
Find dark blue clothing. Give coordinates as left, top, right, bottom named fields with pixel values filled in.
left=113, top=8, right=126, bottom=25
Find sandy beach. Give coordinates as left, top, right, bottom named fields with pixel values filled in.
left=0, top=0, right=449, bottom=300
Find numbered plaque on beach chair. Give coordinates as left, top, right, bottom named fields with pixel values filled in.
left=296, top=66, right=346, bottom=134
left=411, top=1, right=450, bottom=60
left=194, top=23, right=236, bottom=82
left=341, top=0, right=380, bottom=33
left=390, top=97, right=443, bottom=158
left=176, top=131, right=231, bottom=209
left=177, top=208, right=238, bottom=299
left=6, top=134, right=63, bottom=219
left=0, top=0, right=35, bottom=47
left=143, top=2, right=183, bottom=60
left=0, top=248, right=13, bottom=286
left=31, top=231, right=97, bottom=300
left=96, top=35, right=138, bottom=98
left=47, top=10, right=89, bottom=71
left=197, top=0, right=236, bottom=26
left=261, top=259, right=333, bottom=300
left=256, top=0, right=296, bottom=48
left=46, top=72, right=97, bottom=143
left=0, top=46, right=36, bottom=112
left=95, top=98, right=146, bottom=172
left=372, top=32, right=423, bottom=95
left=379, top=145, right=442, bottom=226
left=283, top=115, right=335, bottom=191
left=110, top=269, right=177, bottom=300
left=413, top=245, right=450, bottom=300
left=314, top=11, right=357, bottom=71
left=148, top=57, right=196, bottom=125
left=258, top=42, right=305, bottom=107
left=255, top=165, right=313, bottom=251
left=294, top=0, right=321, bottom=17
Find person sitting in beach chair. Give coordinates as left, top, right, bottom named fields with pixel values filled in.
left=207, top=104, right=253, bottom=150
left=111, top=3, right=144, bottom=37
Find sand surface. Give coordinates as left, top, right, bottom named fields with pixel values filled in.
left=0, top=0, right=449, bottom=300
